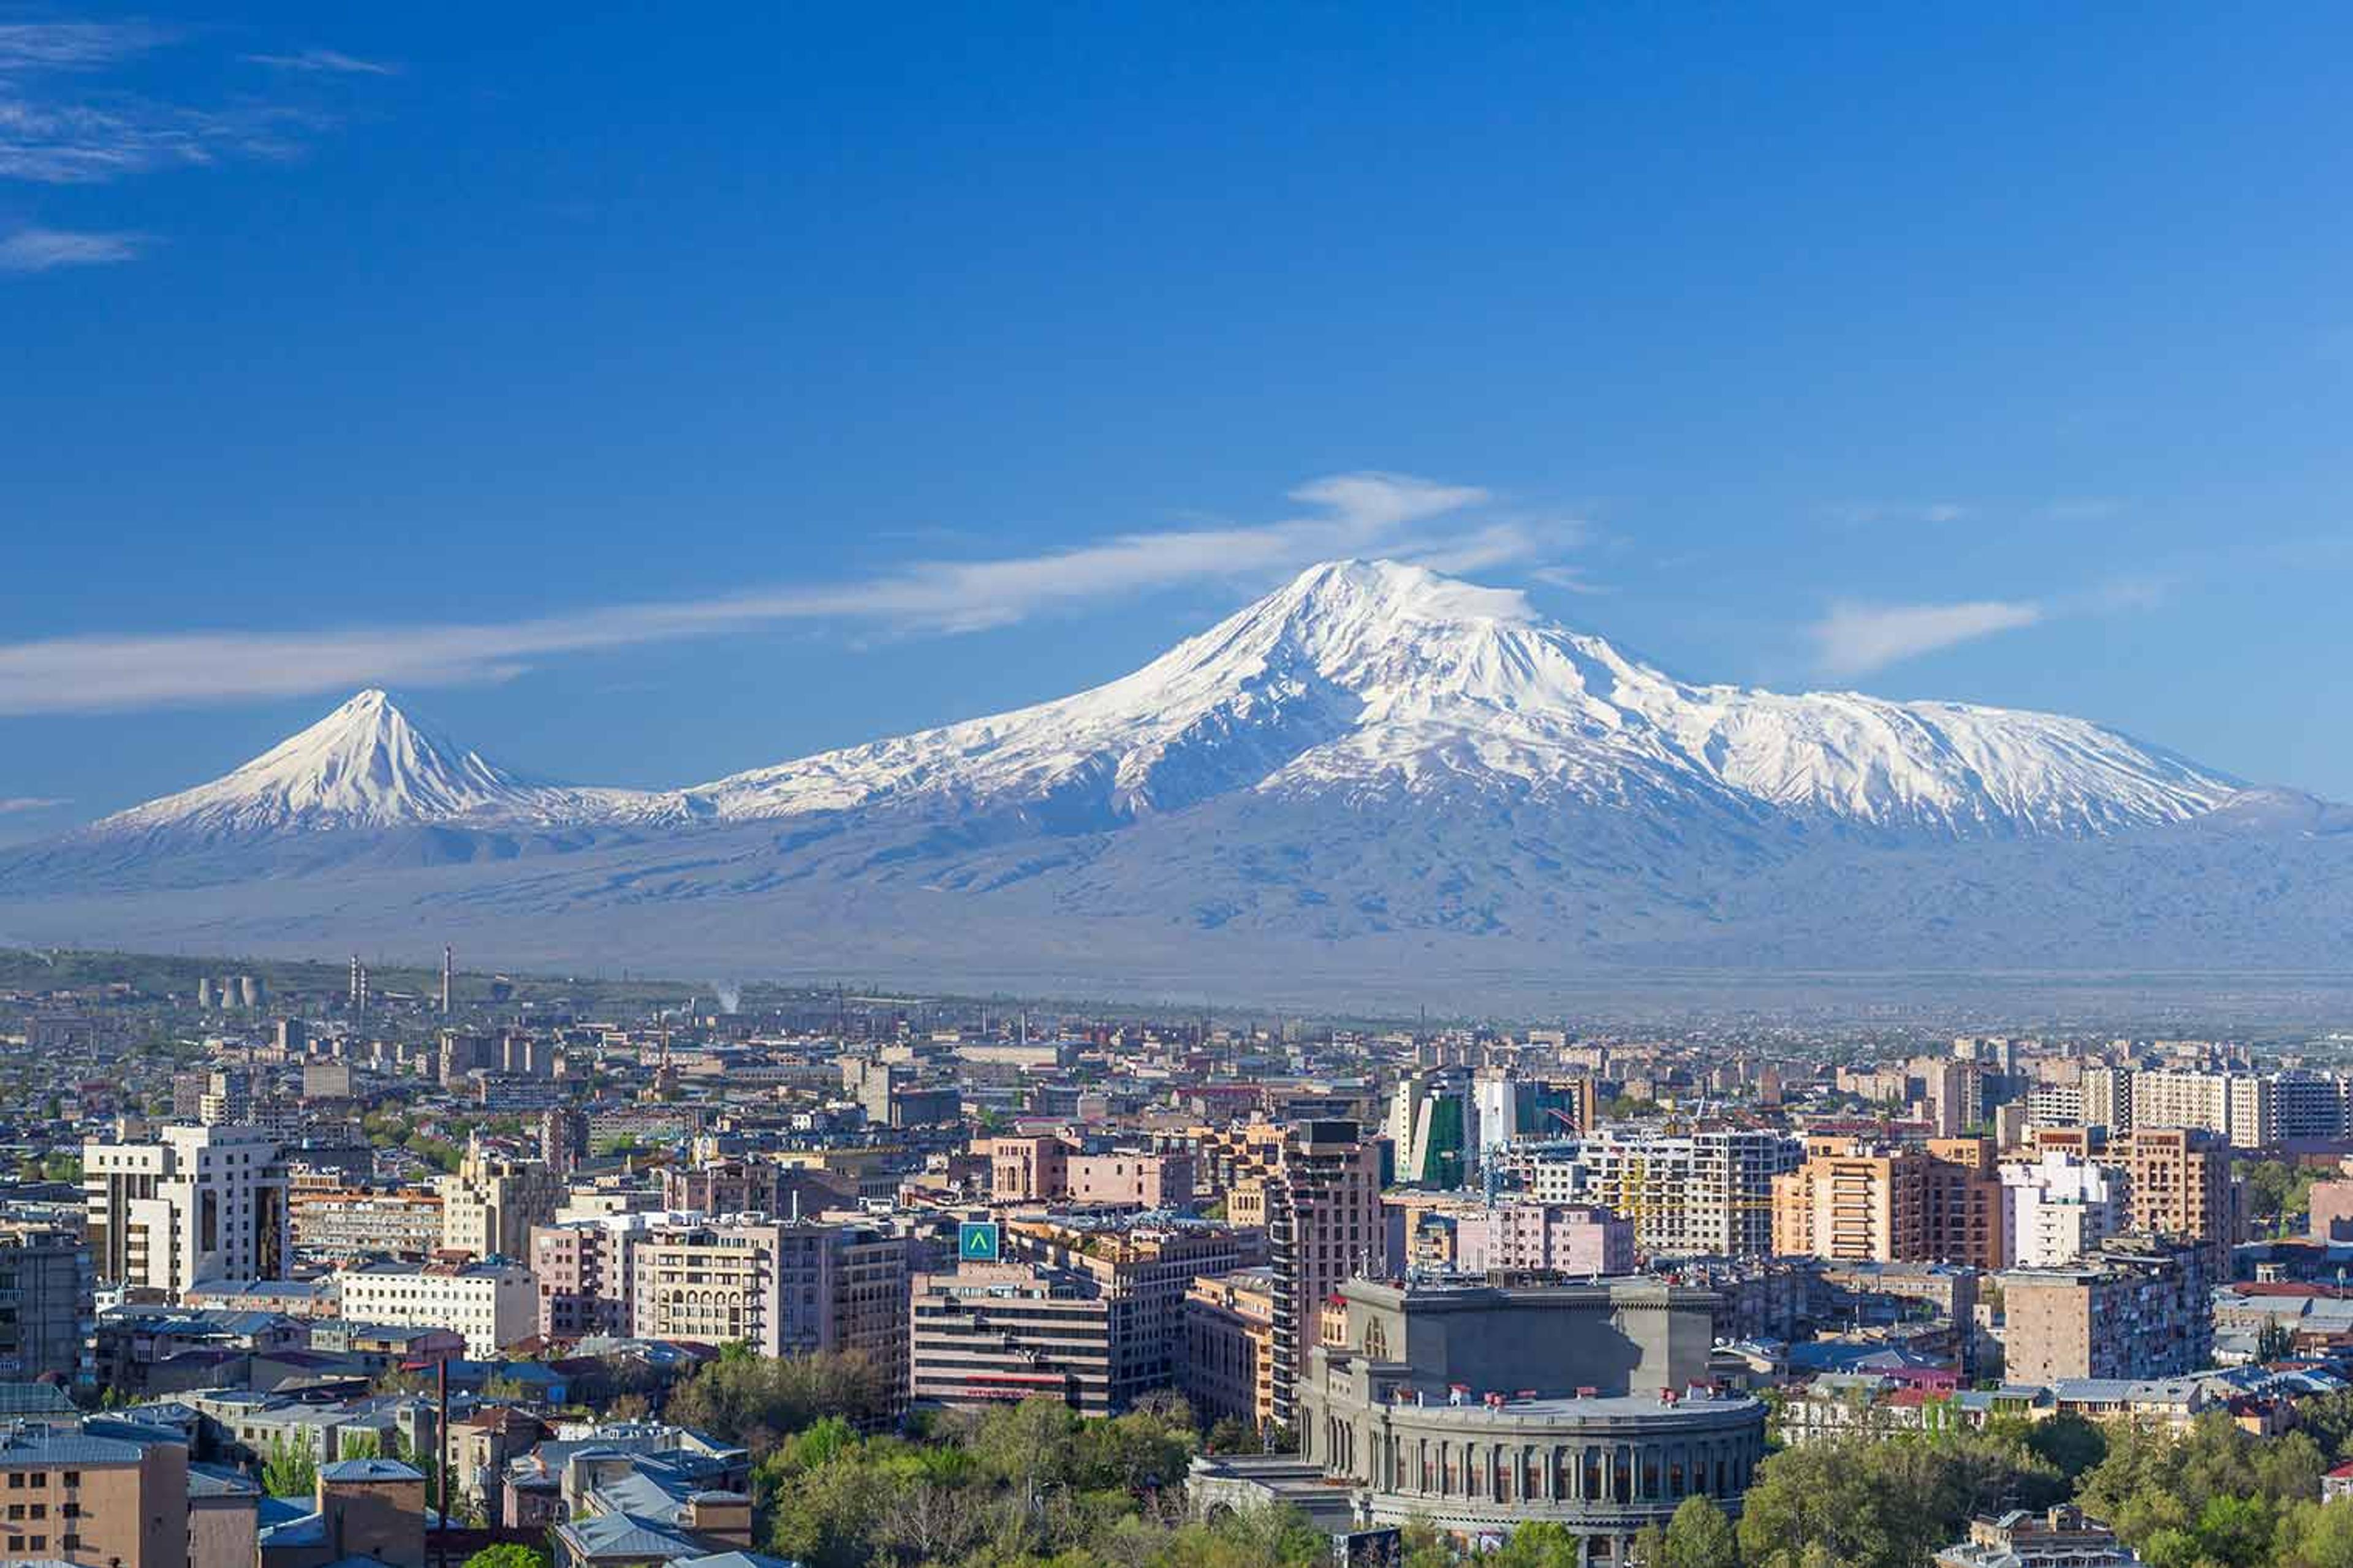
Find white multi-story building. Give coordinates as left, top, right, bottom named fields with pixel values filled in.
left=83, top=1124, right=289, bottom=1297
left=1569, top=1129, right=1802, bottom=1260
left=1999, top=1151, right=2126, bottom=1267
left=2025, top=1083, right=2085, bottom=1127
left=335, top=1259, right=536, bottom=1356
left=2129, top=1069, right=2276, bottom=1151
left=629, top=1216, right=838, bottom=1358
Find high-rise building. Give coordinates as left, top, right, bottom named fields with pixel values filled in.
left=436, top=1146, right=562, bottom=1260
left=540, top=1107, right=589, bottom=1175
left=0, top=1223, right=93, bottom=1384
left=1998, top=1235, right=2211, bottom=1382
left=1999, top=1151, right=2126, bottom=1267
left=1771, top=1137, right=2004, bottom=1268
left=2274, top=1072, right=2351, bottom=1141
left=1574, top=1129, right=1802, bottom=1260
left=1007, top=1216, right=1264, bottom=1409
left=197, top=1069, right=251, bottom=1127
left=1386, top=1070, right=1474, bottom=1187
left=1266, top=1120, right=1384, bottom=1430
left=2120, top=1127, right=2240, bottom=1268
left=2130, top=1070, right=2275, bottom=1150
left=83, top=1124, right=289, bottom=1297
left=2080, top=1066, right=2132, bottom=1135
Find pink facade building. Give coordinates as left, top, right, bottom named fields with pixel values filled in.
left=983, top=1135, right=1194, bottom=1208
left=1450, top=1202, right=1634, bottom=1276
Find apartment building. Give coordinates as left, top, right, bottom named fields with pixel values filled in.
left=288, top=1187, right=445, bottom=1260
left=0, top=1223, right=93, bottom=1384
left=1183, top=1268, right=1276, bottom=1431
left=1771, top=1137, right=2004, bottom=1268
left=629, top=1217, right=837, bottom=1358
left=437, top=1147, right=563, bottom=1260
left=2131, top=1070, right=2276, bottom=1151
left=0, top=1420, right=192, bottom=1568
left=335, top=1259, right=536, bottom=1357
left=1998, top=1236, right=2211, bottom=1382
left=1999, top=1151, right=2126, bottom=1267
left=84, top=1124, right=289, bottom=1297
left=1450, top=1200, right=1633, bottom=1276
left=2120, top=1127, right=2240, bottom=1268
left=1006, top=1216, right=1264, bottom=1407
left=1265, top=1121, right=1385, bottom=1429
left=979, top=1137, right=1195, bottom=1207
left=532, top=1212, right=914, bottom=1390
left=1574, top=1129, right=1802, bottom=1259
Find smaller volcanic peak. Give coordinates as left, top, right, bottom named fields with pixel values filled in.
left=83, top=689, right=693, bottom=843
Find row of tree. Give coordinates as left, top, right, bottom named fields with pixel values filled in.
left=645, top=1348, right=2353, bottom=1568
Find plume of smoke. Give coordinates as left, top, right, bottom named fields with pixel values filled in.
left=710, top=980, right=741, bottom=1015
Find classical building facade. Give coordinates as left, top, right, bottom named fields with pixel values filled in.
left=1297, top=1278, right=1766, bottom=1563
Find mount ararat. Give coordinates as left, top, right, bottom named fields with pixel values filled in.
left=6, top=561, right=2349, bottom=1008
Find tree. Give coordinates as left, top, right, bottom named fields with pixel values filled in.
left=1206, top=1416, right=1259, bottom=1454
left=262, top=1436, right=318, bottom=1498
left=1492, top=1520, right=1590, bottom=1566
left=2276, top=1497, right=2353, bottom=1568
left=2023, top=1413, right=2107, bottom=1481
left=461, top=1547, right=549, bottom=1568
left=664, top=1349, right=893, bottom=1453
left=1737, top=1431, right=2061, bottom=1568
left=763, top=1453, right=896, bottom=1568
left=1661, top=1494, right=1740, bottom=1568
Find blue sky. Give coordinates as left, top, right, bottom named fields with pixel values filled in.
left=5, top=4, right=2353, bottom=838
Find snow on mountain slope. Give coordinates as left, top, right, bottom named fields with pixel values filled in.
left=82, top=689, right=695, bottom=844
left=61, top=561, right=2248, bottom=862
left=695, top=559, right=2242, bottom=838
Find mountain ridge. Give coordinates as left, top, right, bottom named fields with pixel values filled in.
left=55, top=560, right=2262, bottom=853
left=5, top=558, right=2340, bottom=1002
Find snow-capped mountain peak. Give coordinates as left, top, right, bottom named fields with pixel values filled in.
left=692, top=558, right=2246, bottom=836
left=64, top=561, right=2254, bottom=857
left=83, top=689, right=692, bottom=843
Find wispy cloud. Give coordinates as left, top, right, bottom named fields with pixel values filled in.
left=0, top=21, right=169, bottom=71
left=1808, top=572, right=2172, bottom=680
left=0, top=472, right=1579, bottom=715
left=1529, top=564, right=1608, bottom=595
left=1810, top=600, right=2045, bottom=679
left=241, top=48, right=398, bottom=77
left=0, top=224, right=143, bottom=271
left=0, top=797, right=69, bottom=815
left=0, top=20, right=373, bottom=185
left=1824, top=501, right=1972, bottom=526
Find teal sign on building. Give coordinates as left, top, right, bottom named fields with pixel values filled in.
left=958, top=1221, right=1001, bottom=1262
